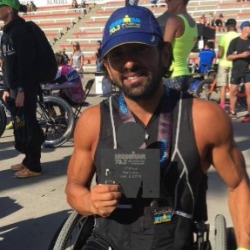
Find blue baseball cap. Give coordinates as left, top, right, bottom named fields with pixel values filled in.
left=240, top=21, right=250, bottom=30
left=101, top=5, right=163, bottom=58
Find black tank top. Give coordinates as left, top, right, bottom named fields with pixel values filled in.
left=93, top=90, right=203, bottom=249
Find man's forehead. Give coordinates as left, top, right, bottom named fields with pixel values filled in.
left=108, top=43, right=155, bottom=53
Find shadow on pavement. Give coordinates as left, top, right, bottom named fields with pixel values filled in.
left=0, top=197, right=22, bottom=219
left=0, top=155, right=70, bottom=191
left=0, top=209, right=71, bottom=250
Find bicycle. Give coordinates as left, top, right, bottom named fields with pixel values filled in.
left=36, top=84, right=75, bottom=148
left=0, top=98, right=7, bottom=138
left=0, top=80, right=75, bottom=146
left=38, top=78, right=94, bottom=148
left=0, top=81, right=8, bottom=138
left=188, top=63, right=218, bottom=96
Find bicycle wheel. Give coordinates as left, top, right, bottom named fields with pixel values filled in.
left=51, top=211, right=94, bottom=250
left=36, top=95, right=75, bottom=148
left=214, top=214, right=227, bottom=250
left=195, top=79, right=219, bottom=101
left=0, top=104, right=7, bottom=138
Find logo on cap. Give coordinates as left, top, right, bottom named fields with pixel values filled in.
left=109, top=15, right=141, bottom=35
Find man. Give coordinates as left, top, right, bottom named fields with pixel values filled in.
left=1, top=0, right=44, bottom=178
left=217, top=18, right=238, bottom=109
left=93, top=40, right=103, bottom=72
left=227, top=20, right=250, bottom=122
left=157, top=0, right=198, bottom=91
left=65, top=6, right=250, bottom=250
left=198, top=41, right=216, bottom=73
left=61, top=48, right=69, bottom=65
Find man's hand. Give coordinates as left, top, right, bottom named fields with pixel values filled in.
left=15, top=91, right=25, bottom=107
left=241, top=51, right=250, bottom=58
left=89, top=184, right=122, bottom=217
left=2, top=91, right=10, bottom=102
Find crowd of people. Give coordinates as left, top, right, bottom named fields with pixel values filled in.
left=198, top=12, right=226, bottom=32
left=0, top=0, right=250, bottom=249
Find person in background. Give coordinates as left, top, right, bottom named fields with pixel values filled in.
left=71, top=0, right=78, bottom=8
left=157, top=0, right=198, bottom=91
left=207, top=12, right=215, bottom=28
left=69, top=42, right=84, bottom=74
left=125, top=0, right=139, bottom=5
left=53, top=52, right=85, bottom=105
left=0, top=0, right=44, bottom=178
left=227, top=20, right=250, bottom=122
left=215, top=13, right=225, bottom=32
left=198, top=14, right=207, bottom=26
left=93, top=40, right=104, bottom=72
left=61, top=48, right=69, bottom=65
left=65, top=5, right=250, bottom=250
left=198, top=40, right=216, bottom=73
left=216, top=18, right=238, bottom=109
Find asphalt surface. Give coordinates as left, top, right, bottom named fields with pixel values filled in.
left=0, top=94, right=249, bottom=250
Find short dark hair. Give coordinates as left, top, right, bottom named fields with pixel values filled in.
left=206, top=41, right=214, bottom=50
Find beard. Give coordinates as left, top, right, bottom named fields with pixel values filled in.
left=113, top=66, right=162, bottom=101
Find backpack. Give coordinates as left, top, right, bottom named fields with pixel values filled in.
left=26, top=21, right=58, bottom=84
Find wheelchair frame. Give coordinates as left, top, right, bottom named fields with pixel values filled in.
left=50, top=211, right=236, bottom=250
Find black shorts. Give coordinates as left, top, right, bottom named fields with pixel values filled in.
left=231, top=72, right=250, bottom=85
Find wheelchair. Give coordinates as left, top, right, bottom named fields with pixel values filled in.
left=50, top=174, right=237, bottom=250
left=50, top=211, right=236, bottom=250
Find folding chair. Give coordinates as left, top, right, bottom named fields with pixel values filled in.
left=72, top=78, right=95, bottom=118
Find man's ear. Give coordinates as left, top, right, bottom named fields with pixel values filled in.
left=103, top=59, right=114, bottom=81
left=162, top=42, right=173, bottom=71
left=102, top=59, right=114, bottom=82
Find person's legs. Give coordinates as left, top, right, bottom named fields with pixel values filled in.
left=241, top=80, right=250, bottom=122
left=229, top=84, right=238, bottom=116
left=15, top=91, right=44, bottom=177
left=245, top=82, right=250, bottom=112
left=229, top=74, right=241, bottom=118
left=217, top=66, right=229, bottom=109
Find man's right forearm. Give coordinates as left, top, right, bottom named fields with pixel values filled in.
left=65, top=182, right=94, bottom=216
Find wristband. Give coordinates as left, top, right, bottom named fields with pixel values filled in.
left=237, top=248, right=250, bottom=250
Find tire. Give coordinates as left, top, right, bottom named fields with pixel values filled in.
left=195, top=79, right=219, bottom=101
left=0, top=104, right=7, bottom=138
left=36, top=96, right=75, bottom=148
left=214, top=214, right=227, bottom=250
left=226, top=227, right=236, bottom=250
left=51, top=211, right=94, bottom=250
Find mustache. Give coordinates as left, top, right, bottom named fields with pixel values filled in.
left=121, top=66, right=148, bottom=77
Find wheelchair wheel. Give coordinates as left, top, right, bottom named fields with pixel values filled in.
left=195, top=79, right=213, bottom=100
left=195, top=79, right=220, bottom=101
left=226, top=227, right=237, bottom=250
left=214, top=214, right=227, bottom=250
left=51, top=211, right=94, bottom=250
left=36, top=96, right=75, bottom=148
left=0, top=104, right=7, bottom=138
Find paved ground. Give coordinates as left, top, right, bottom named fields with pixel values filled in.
left=0, top=93, right=249, bottom=250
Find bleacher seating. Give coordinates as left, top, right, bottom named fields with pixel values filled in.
left=10, top=0, right=248, bottom=72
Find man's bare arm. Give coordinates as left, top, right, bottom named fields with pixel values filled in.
left=194, top=99, right=250, bottom=248
left=65, top=105, right=121, bottom=217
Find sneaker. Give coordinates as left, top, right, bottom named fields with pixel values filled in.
left=241, top=114, right=250, bottom=123
left=229, top=111, right=237, bottom=120
left=6, top=121, right=13, bottom=130
left=15, top=167, right=41, bottom=179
